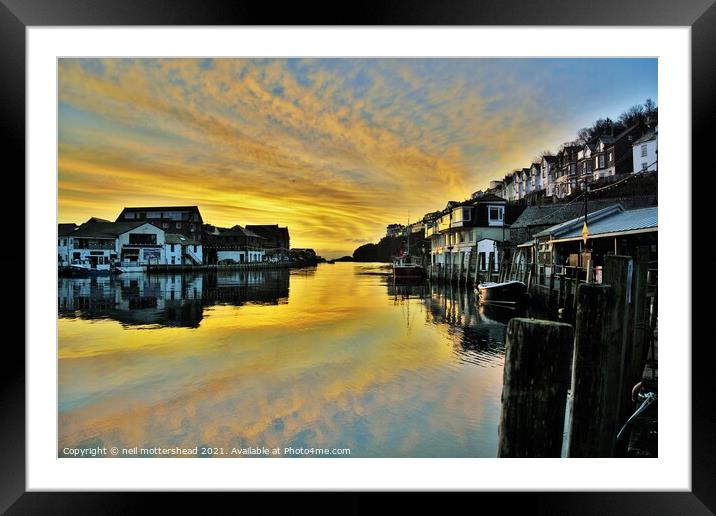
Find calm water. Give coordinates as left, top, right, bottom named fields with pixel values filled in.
left=58, top=262, right=514, bottom=457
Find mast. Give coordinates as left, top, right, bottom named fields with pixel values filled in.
left=406, top=217, right=410, bottom=261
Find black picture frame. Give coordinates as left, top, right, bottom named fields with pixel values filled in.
left=3, top=0, right=711, bottom=511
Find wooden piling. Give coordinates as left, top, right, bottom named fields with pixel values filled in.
left=498, top=318, right=575, bottom=457
left=458, top=254, right=465, bottom=285
left=629, top=247, right=651, bottom=388
left=602, top=255, right=634, bottom=428
left=568, top=283, right=622, bottom=457
left=487, top=253, right=495, bottom=284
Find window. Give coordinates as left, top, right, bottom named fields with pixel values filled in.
left=488, top=206, right=504, bottom=226
left=641, top=144, right=648, bottom=157
left=608, top=152, right=613, bottom=163
left=642, top=162, right=648, bottom=171
left=129, top=233, right=157, bottom=245
left=479, top=252, right=486, bottom=271
left=462, top=207, right=471, bottom=221
left=162, top=222, right=169, bottom=228
left=176, top=222, right=182, bottom=229
left=170, top=244, right=175, bottom=252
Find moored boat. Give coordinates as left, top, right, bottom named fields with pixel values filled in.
left=392, top=261, right=425, bottom=281
left=475, top=280, right=526, bottom=306
left=66, top=260, right=111, bottom=277
left=391, top=216, right=425, bottom=282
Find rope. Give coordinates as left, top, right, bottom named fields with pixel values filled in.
left=616, top=391, right=657, bottom=442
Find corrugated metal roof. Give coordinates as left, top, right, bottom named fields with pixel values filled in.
left=552, top=207, right=657, bottom=241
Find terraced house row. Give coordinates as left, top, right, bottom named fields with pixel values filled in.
left=483, top=124, right=657, bottom=203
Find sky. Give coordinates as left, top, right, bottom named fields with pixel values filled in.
left=58, top=58, right=657, bottom=257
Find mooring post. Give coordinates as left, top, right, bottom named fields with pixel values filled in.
left=602, top=254, right=634, bottom=429
left=487, top=253, right=495, bottom=284
left=498, top=318, right=575, bottom=457
left=568, top=283, right=623, bottom=457
left=629, top=246, right=651, bottom=389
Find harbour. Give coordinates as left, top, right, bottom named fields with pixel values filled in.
left=59, top=262, right=516, bottom=458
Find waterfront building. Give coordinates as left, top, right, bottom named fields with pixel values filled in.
left=632, top=127, right=658, bottom=173
left=164, top=233, right=203, bottom=266
left=246, top=224, right=290, bottom=261
left=58, top=223, right=78, bottom=266
left=202, top=224, right=265, bottom=264
left=68, top=221, right=167, bottom=268
left=116, top=206, right=204, bottom=241
left=529, top=204, right=658, bottom=273
left=425, top=193, right=513, bottom=272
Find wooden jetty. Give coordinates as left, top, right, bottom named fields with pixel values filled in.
left=497, top=249, right=658, bottom=458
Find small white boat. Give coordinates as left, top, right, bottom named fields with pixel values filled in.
left=68, top=259, right=112, bottom=276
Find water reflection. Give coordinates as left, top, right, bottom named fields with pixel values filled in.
left=58, top=269, right=290, bottom=328
left=59, top=263, right=508, bottom=458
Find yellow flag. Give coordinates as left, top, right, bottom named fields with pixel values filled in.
left=582, top=222, right=589, bottom=243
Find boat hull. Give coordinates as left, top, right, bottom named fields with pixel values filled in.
left=67, top=266, right=112, bottom=277
left=476, top=280, right=527, bottom=306
left=392, top=265, right=425, bottom=281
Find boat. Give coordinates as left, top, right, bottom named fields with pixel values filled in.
left=68, top=259, right=112, bottom=276
left=392, top=258, right=425, bottom=281
left=392, top=218, right=425, bottom=281
left=475, top=280, right=527, bottom=306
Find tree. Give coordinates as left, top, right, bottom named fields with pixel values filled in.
left=644, top=98, right=658, bottom=124
left=618, top=104, right=646, bottom=128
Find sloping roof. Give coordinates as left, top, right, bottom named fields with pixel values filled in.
left=547, top=207, right=657, bottom=242
left=58, top=223, right=78, bottom=236
left=225, top=225, right=264, bottom=238
left=86, top=217, right=110, bottom=224
left=511, top=197, right=657, bottom=230
left=534, top=204, right=624, bottom=238
left=475, top=193, right=507, bottom=203
left=542, top=155, right=558, bottom=163
left=116, top=206, right=203, bottom=222
left=634, top=130, right=657, bottom=145
left=165, top=233, right=200, bottom=245
left=72, top=221, right=152, bottom=239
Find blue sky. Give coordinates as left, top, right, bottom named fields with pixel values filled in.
left=58, top=58, right=657, bottom=256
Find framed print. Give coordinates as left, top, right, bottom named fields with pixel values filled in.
left=3, top=0, right=713, bottom=511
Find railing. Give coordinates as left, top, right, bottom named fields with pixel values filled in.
left=73, top=242, right=115, bottom=250
left=185, top=247, right=202, bottom=265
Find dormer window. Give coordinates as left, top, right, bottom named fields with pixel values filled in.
left=488, top=205, right=504, bottom=226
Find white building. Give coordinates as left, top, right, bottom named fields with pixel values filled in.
left=164, top=234, right=203, bottom=265
left=58, top=223, right=78, bottom=267
left=529, top=163, right=541, bottom=193
left=632, top=127, right=658, bottom=173
left=67, top=221, right=167, bottom=270
left=540, top=156, right=558, bottom=197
